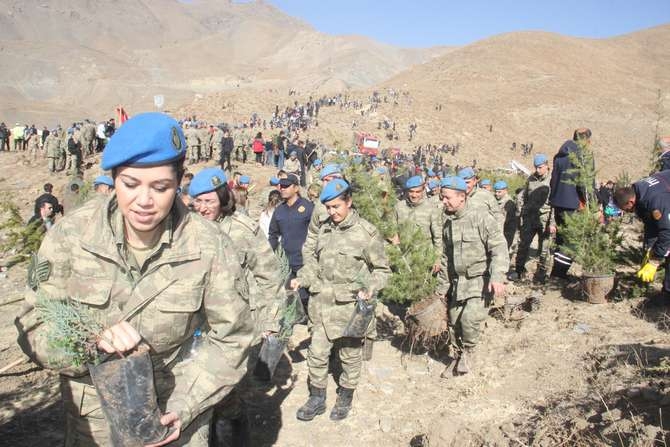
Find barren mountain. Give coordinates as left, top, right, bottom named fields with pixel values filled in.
left=0, top=0, right=442, bottom=124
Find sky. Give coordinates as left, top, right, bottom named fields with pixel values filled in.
left=265, top=0, right=670, bottom=48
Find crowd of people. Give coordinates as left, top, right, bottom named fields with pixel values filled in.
left=9, top=107, right=670, bottom=447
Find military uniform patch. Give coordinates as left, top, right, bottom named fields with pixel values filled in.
left=211, top=175, right=222, bottom=187
left=653, top=209, right=662, bottom=220
left=298, top=205, right=306, bottom=213
left=171, top=127, right=182, bottom=151
left=27, top=253, right=51, bottom=289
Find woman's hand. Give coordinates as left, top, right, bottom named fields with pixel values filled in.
left=144, top=412, right=181, bottom=447
left=97, top=321, right=142, bottom=354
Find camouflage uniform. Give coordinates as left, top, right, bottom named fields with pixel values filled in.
left=468, top=186, right=502, bottom=219
left=514, top=172, right=553, bottom=276
left=439, top=200, right=509, bottom=349
left=15, top=196, right=255, bottom=446
left=198, top=127, right=211, bottom=161
left=496, top=195, right=518, bottom=252
left=27, top=133, right=40, bottom=160
left=184, top=126, right=200, bottom=162
left=218, top=212, right=282, bottom=336
left=297, top=209, right=391, bottom=390
left=394, top=197, right=444, bottom=255
left=283, top=157, right=301, bottom=176
left=80, top=122, right=97, bottom=155
left=57, top=133, right=68, bottom=171
left=44, top=133, right=61, bottom=172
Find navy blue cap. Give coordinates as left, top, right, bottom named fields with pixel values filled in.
left=93, top=175, right=114, bottom=187
left=101, top=112, right=186, bottom=170
left=458, top=167, right=475, bottom=180
left=440, top=176, right=468, bottom=192
left=320, top=178, right=350, bottom=203
left=493, top=180, right=508, bottom=190
left=405, top=175, right=425, bottom=189
left=279, top=173, right=300, bottom=186
left=189, top=167, right=227, bottom=197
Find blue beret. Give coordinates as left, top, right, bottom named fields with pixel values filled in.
left=313, top=159, right=323, bottom=167
left=458, top=167, right=475, bottom=179
left=290, top=151, right=297, bottom=156
left=427, top=179, right=439, bottom=191
left=405, top=175, right=425, bottom=189
left=534, top=153, right=548, bottom=167
left=371, top=156, right=378, bottom=162
left=101, top=112, right=186, bottom=170
left=440, top=176, right=467, bottom=192
left=320, top=164, right=342, bottom=180
left=479, top=179, right=491, bottom=186
left=270, top=176, right=280, bottom=186
left=320, top=178, right=350, bottom=203
left=239, top=175, right=251, bottom=185
left=188, top=167, right=227, bottom=197
left=93, top=175, right=114, bottom=187
left=376, top=167, right=388, bottom=174
left=427, top=169, right=435, bottom=177
left=493, top=180, right=508, bottom=190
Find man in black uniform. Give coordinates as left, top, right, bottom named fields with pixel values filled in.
left=548, top=128, right=594, bottom=279
left=615, top=170, right=670, bottom=295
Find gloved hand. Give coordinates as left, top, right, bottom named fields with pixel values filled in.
left=642, top=249, right=651, bottom=266
left=637, top=262, right=658, bottom=283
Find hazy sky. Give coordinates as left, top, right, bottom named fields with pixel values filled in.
left=266, top=0, right=670, bottom=47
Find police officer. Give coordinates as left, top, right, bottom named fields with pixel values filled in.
left=393, top=175, right=444, bottom=272
left=549, top=128, right=594, bottom=279
left=290, top=178, right=391, bottom=421
left=437, top=176, right=508, bottom=375
left=511, top=153, right=554, bottom=282
left=16, top=112, right=254, bottom=446
left=615, top=171, right=670, bottom=296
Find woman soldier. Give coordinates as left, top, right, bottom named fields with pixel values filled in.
left=16, top=113, right=254, bottom=446
left=290, top=178, right=391, bottom=421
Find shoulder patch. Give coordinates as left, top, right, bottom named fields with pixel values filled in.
left=653, top=209, right=662, bottom=221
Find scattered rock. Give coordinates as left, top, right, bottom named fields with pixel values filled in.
left=379, top=417, right=392, bottom=433
left=574, top=417, right=589, bottom=430
left=573, top=323, right=591, bottom=334
left=603, top=408, right=622, bottom=421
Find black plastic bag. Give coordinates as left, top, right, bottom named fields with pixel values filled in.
left=342, top=298, right=376, bottom=338
left=258, top=334, right=285, bottom=378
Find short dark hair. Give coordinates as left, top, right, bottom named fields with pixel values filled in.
left=613, top=186, right=635, bottom=208
left=43, top=183, right=53, bottom=193
left=573, top=128, right=592, bottom=141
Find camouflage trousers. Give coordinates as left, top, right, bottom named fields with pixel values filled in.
left=307, top=324, right=363, bottom=390
left=187, top=145, right=199, bottom=162
left=48, top=156, right=57, bottom=172
left=515, top=222, right=551, bottom=275
left=61, top=372, right=212, bottom=447
left=448, top=296, right=488, bottom=349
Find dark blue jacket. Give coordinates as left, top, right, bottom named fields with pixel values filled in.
left=268, top=196, right=314, bottom=269
left=634, top=171, right=670, bottom=259
left=549, top=140, right=591, bottom=210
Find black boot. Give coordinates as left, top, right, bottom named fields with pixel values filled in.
left=329, top=387, right=354, bottom=421
left=550, top=252, right=572, bottom=279
left=296, top=386, right=326, bottom=421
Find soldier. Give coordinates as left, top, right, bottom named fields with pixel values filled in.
left=291, top=178, right=391, bottom=421
left=308, top=158, right=323, bottom=186
left=26, top=127, right=41, bottom=160
left=283, top=151, right=301, bottom=177
left=615, top=171, right=670, bottom=297
left=393, top=175, right=444, bottom=272
left=437, top=176, right=508, bottom=375
left=93, top=175, right=114, bottom=195
left=66, top=130, right=83, bottom=175
left=198, top=124, right=212, bottom=161
left=15, top=112, right=254, bottom=446
left=44, top=129, right=61, bottom=173
left=184, top=123, right=200, bottom=164
left=479, top=178, right=492, bottom=192
left=493, top=180, right=518, bottom=253
left=511, top=154, right=554, bottom=282
left=80, top=120, right=97, bottom=155
left=458, top=167, right=502, bottom=219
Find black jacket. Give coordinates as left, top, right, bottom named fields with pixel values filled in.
left=633, top=170, right=670, bottom=258
left=549, top=140, right=592, bottom=210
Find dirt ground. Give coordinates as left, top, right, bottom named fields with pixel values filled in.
left=1, top=151, right=670, bottom=446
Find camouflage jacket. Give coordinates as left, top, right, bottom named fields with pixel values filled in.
left=219, top=212, right=283, bottom=334
left=301, top=199, right=329, bottom=263
left=297, top=210, right=391, bottom=339
left=438, top=200, right=509, bottom=301
left=44, top=134, right=61, bottom=158
left=468, top=187, right=502, bottom=219
left=283, top=158, right=301, bottom=174
left=517, top=172, right=553, bottom=228
left=15, top=195, right=254, bottom=429
left=198, top=128, right=211, bottom=149
left=394, top=197, right=444, bottom=255
left=184, top=127, right=200, bottom=147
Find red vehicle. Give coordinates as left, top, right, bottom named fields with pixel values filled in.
left=353, top=131, right=380, bottom=157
